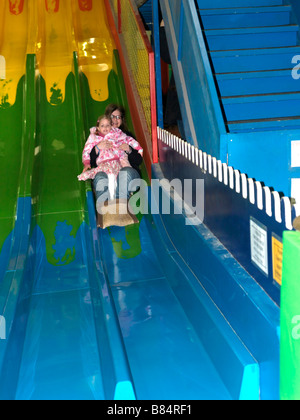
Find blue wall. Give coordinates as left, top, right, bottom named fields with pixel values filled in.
left=160, top=0, right=228, bottom=157
left=160, top=0, right=300, bottom=198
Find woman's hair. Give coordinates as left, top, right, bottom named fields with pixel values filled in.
left=105, top=104, right=128, bottom=132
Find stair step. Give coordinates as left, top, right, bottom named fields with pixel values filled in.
left=205, top=25, right=299, bottom=50
left=197, top=0, right=283, bottom=8
left=216, top=69, right=299, bottom=96
left=199, top=6, right=291, bottom=29
left=222, top=92, right=300, bottom=121
left=210, top=46, right=300, bottom=73
left=227, top=116, right=300, bottom=133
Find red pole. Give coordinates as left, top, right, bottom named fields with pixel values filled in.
left=118, top=0, right=122, bottom=34
left=149, top=52, right=158, bottom=164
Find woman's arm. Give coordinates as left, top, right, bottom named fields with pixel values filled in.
left=128, top=147, right=143, bottom=167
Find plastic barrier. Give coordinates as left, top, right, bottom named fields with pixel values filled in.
left=280, top=231, right=300, bottom=400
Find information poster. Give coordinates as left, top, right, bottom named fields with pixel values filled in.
left=250, top=217, right=268, bottom=276
left=272, top=234, right=283, bottom=286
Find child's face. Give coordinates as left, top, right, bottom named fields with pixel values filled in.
left=98, top=119, right=111, bottom=136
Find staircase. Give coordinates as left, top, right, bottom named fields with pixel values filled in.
left=197, top=0, right=300, bottom=133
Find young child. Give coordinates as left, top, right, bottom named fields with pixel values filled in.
left=78, top=116, right=143, bottom=182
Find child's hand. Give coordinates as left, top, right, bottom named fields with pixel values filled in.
left=83, top=165, right=91, bottom=173
left=97, top=140, right=113, bottom=150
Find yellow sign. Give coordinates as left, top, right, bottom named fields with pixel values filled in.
left=272, top=235, right=283, bottom=286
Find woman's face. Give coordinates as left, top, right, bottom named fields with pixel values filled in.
left=111, top=109, right=123, bottom=129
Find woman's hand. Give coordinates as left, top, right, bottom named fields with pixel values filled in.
left=118, top=143, right=131, bottom=153
left=83, top=165, right=91, bottom=173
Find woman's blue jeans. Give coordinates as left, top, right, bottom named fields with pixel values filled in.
left=93, top=167, right=141, bottom=205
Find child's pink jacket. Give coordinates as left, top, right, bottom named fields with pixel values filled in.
left=78, top=127, right=143, bottom=181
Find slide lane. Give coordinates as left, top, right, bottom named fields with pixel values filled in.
left=0, top=2, right=28, bottom=280
left=14, top=2, right=103, bottom=398
left=0, top=3, right=36, bottom=390
left=98, top=216, right=233, bottom=400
